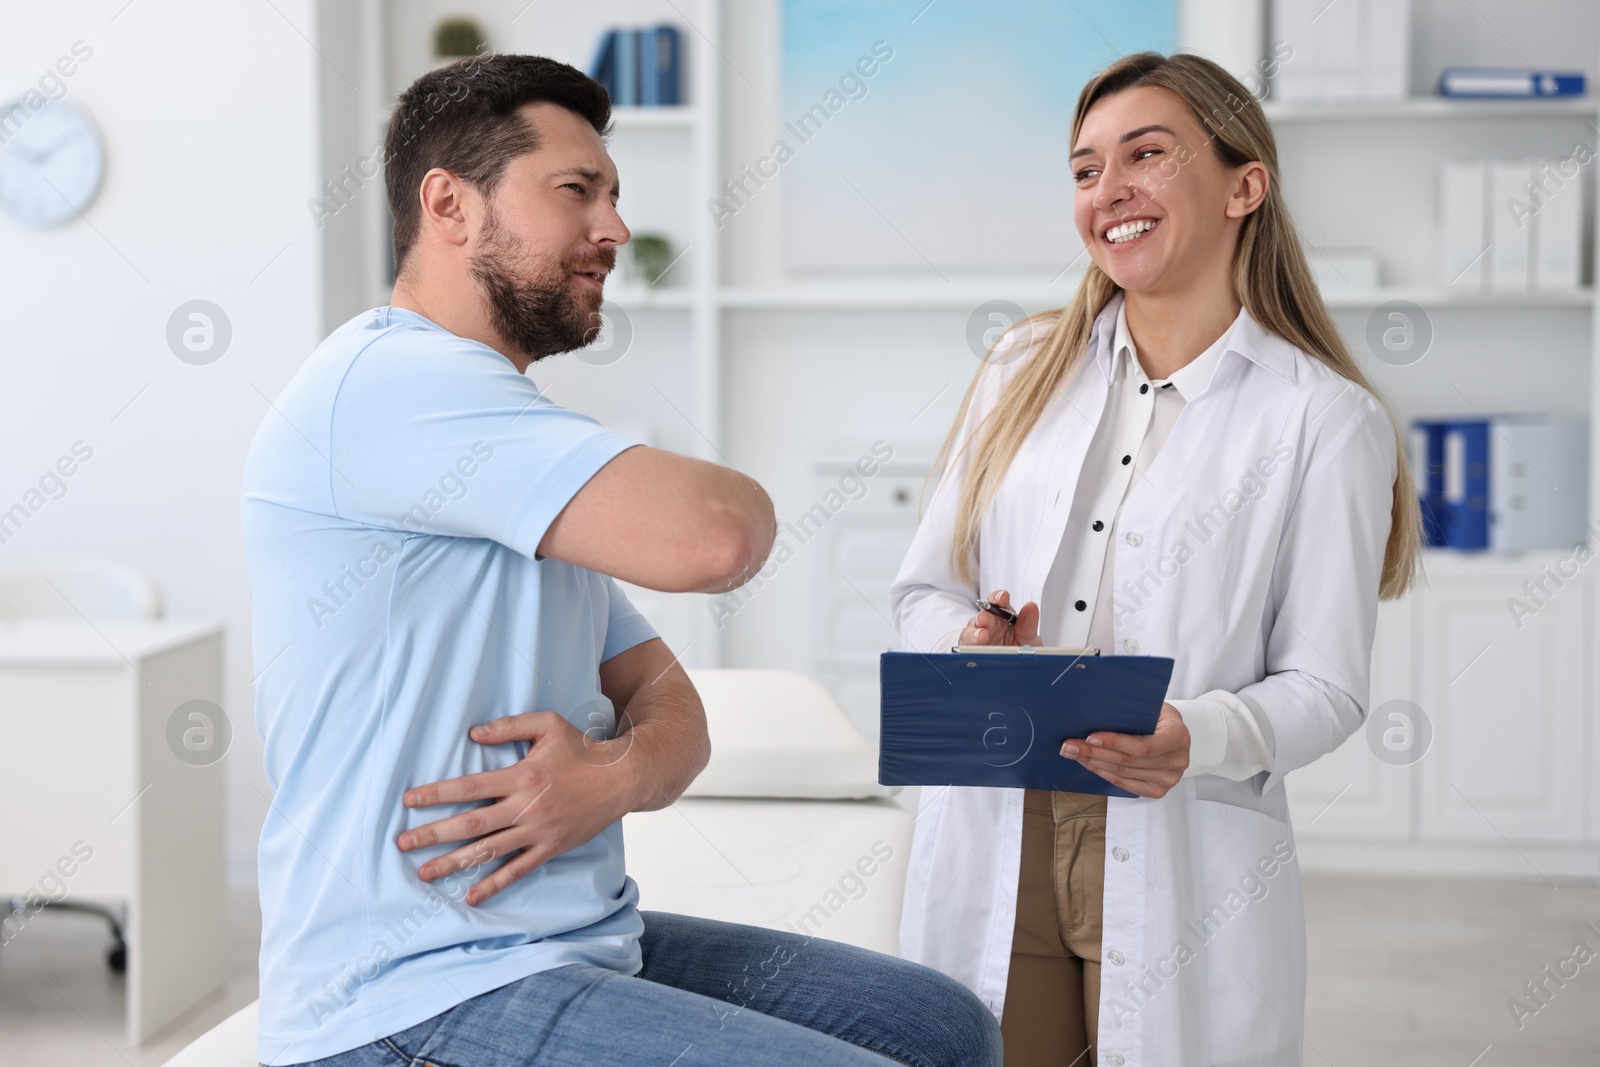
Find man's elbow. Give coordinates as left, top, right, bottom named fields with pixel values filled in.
left=688, top=498, right=776, bottom=593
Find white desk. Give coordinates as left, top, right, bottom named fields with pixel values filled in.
left=0, top=619, right=227, bottom=1045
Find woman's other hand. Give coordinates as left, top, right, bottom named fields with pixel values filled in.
left=959, top=589, right=1042, bottom=647
left=1061, top=702, right=1191, bottom=798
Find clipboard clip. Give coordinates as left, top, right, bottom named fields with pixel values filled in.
left=948, top=645, right=1101, bottom=656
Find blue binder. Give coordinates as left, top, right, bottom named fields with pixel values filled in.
left=1439, top=68, right=1586, bottom=98
left=650, top=25, right=683, bottom=106
left=589, top=30, right=618, bottom=101
left=1412, top=420, right=1447, bottom=547
left=640, top=27, right=659, bottom=107
left=878, top=650, right=1175, bottom=799
left=1437, top=419, right=1489, bottom=550
left=590, top=25, right=682, bottom=109
left=616, top=29, right=638, bottom=107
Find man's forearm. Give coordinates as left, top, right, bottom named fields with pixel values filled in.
left=612, top=677, right=711, bottom=812
left=596, top=637, right=712, bottom=812
left=614, top=684, right=710, bottom=809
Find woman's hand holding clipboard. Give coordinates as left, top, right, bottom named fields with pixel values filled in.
left=956, top=588, right=1193, bottom=799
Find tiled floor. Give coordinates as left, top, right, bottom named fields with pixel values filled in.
left=1, top=873, right=1596, bottom=1064
left=1302, top=874, right=1600, bottom=1066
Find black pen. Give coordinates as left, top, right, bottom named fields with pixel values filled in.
left=974, top=597, right=1018, bottom=625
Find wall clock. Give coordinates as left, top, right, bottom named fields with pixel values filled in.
left=0, top=97, right=105, bottom=227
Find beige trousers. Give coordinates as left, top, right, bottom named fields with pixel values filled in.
left=999, top=789, right=1107, bottom=1067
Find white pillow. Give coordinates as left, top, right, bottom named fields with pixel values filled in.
left=680, top=669, right=894, bottom=799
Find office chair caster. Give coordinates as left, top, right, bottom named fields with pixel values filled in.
left=7, top=897, right=128, bottom=974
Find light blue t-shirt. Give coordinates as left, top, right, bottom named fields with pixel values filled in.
left=240, top=306, right=657, bottom=1065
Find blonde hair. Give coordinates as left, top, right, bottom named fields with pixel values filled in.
left=933, top=51, right=1422, bottom=600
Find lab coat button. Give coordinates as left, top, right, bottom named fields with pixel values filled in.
left=1122, top=639, right=1138, bottom=653
left=1112, top=846, right=1129, bottom=862
left=1106, top=1054, right=1125, bottom=1066
left=1107, top=948, right=1125, bottom=965
left=1125, top=531, right=1142, bottom=547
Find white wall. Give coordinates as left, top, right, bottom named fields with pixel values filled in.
left=0, top=0, right=324, bottom=887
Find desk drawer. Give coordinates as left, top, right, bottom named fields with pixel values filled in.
left=0, top=667, right=132, bottom=898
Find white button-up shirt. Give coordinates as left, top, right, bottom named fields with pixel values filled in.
left=1044, top=301, right=1274, bottom=779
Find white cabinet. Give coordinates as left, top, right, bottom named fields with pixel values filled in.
left=1291, top=551, right=1595, bottom=871
left=1416, top=568, right=1589, bottom=842
left=0, top=621, right=227, bottom=1045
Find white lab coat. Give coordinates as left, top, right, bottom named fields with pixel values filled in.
left=890, top=293, right=1396, bottom=1067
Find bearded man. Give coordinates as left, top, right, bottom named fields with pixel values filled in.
left=240, top=52, right=1000, bottom=1067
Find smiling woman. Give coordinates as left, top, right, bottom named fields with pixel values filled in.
left=890, top=50, right=1424, bottom=1067
left=934, top=52, right=1421, bottom=601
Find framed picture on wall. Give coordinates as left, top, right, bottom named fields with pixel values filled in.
left=778, top=0, right=1179, bottom=273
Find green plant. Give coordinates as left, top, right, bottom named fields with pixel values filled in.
left=630, top=234, right=674, bottom=286
left=434, top=18, right=487, bottom=59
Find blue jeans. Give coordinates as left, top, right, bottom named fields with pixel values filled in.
left=287, top=911, right=1002, bottom=1066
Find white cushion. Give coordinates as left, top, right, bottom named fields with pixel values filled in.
left=682, top=669, right=891, bottom=799
left=624, top=796, right=912, bottom=955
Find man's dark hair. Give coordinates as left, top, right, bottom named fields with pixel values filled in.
left=384, top=53, right=612, bottom=277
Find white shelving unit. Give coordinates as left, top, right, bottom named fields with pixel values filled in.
left=609, top=105, right=700, bottom=131
left=577, top=1, right=724, bottom=668
left=721, top=283, right=1599, bottom=311
left=719, top=278, right=1087, bottom=311
left=1263, top=23, right=1600, bottom=876
left=1264, top=95, right=1600, bottom=121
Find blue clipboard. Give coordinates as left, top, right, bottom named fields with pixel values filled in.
left=878, top=650, right=1176, bottom=799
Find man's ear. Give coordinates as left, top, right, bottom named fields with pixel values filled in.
left=1225, top=160, right=1269, bottom=220
left=416, top=167, right=475, bottom=250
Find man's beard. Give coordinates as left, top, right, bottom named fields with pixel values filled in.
left=468, top=207, right=616, bottom=362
